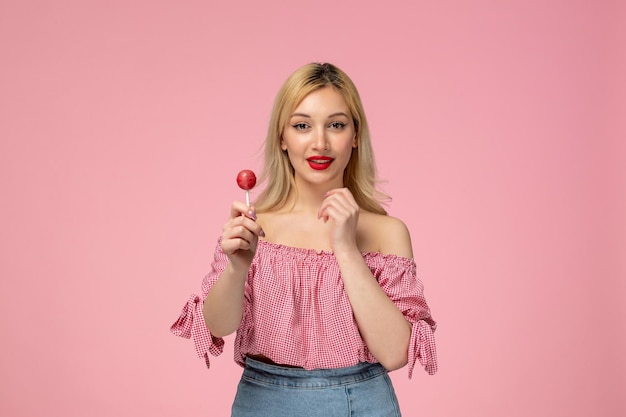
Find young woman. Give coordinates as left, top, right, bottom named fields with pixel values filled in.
left=171, top=62, right=437, bottom=416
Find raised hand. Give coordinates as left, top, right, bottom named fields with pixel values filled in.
left=221, top=201, right=264, bottom=272
left=317, top=188, right=360, bottom=254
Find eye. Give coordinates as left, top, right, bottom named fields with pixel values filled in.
left=329, top=121, right=346, bottom=129
left=292, top=123, right=309, bottom=130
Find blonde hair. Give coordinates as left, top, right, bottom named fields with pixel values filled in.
left=255, top=62, right=389, bottom=215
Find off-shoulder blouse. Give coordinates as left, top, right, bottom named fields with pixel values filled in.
left=170, top=239, right=437, bottom=378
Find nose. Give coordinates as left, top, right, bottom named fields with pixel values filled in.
left=312, top=127, right=329, bottom=150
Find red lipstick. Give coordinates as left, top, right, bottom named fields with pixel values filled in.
left=306, top=156, right=334, bottom=170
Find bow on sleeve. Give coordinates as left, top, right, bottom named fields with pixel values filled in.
left=171, top=293, right=225, bottom=369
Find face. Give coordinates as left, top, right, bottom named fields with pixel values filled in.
left=281, top=86, right=357, bottom=189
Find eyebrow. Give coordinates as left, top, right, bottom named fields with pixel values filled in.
left=290, top=112, right=350, bottom=119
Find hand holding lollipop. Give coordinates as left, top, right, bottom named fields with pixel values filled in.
left=236, top=169, right=257, bottom=207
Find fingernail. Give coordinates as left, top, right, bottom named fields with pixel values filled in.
left=259, top=229, right=266, bottom=237
left=248, top=210, right=257, bottom=220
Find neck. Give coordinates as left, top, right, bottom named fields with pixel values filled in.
left=286, top=177, right=344, bottom=214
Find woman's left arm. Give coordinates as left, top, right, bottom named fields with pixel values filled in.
left=319, top=189, right=413, bottom=371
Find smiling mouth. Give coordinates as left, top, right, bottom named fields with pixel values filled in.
left=306, top=157, right=334, bottom=170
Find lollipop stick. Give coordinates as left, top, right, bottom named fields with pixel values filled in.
left=245, top=190, right=250, bottom=207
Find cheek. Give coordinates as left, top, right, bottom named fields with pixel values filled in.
left=341, top=137, right=356, bottom=155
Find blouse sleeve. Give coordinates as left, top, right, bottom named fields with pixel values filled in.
left=170, top=240, right=229, bottom=369
left=372, top=255, right=438, bottom=379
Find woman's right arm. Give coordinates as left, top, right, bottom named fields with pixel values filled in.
left=203, top=201, right=264, bottom=338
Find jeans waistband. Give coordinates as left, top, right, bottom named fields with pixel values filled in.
left=242, top=357, right=387, bottom=389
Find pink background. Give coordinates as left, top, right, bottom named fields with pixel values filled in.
left=1, top=1, right=624, bottom=416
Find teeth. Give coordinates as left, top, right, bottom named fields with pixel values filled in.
left=310, top=159, right=331, bottom=163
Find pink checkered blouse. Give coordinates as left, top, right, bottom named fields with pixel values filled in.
left=170, top=238, right=438, bottom=378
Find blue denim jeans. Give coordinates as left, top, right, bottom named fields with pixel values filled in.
left=231, top=357, right=401, bottom=417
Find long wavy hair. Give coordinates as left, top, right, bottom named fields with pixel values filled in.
left=254, top=62, right=389, bottom=215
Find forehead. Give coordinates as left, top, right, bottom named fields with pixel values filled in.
left=292, top=86, right=350, bottom=114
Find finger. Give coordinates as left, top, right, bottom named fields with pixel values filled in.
left=329, top=193, right=356, bottom=213
left=225, top=214, right=265, bottom=242
left=222, top=234, right=253, bottom=253
left=227, top=202, right=264, bottom=236
left=330, top=188, right=359, bottom=209
left=229, top=201, right=257, bottom=221
left=224, top=216, right=264, bottom=238
left=322, top=188, right=358, bottom=208
left=222, top=225, right=260, bottom=254
left=319, top=204, right=347, bottom=224
left=319, top=193, right=357, bottom=220
left=225, top=223, right=256, bottom=242
left=324, top=187, right=356, bottom=202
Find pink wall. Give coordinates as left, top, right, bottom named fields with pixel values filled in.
left=1, top=1, right=624, bottom=416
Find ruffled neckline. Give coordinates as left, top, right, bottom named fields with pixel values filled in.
left=257, top=239, right=414, bottom=265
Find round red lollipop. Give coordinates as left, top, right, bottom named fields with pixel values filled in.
left=236, top=169, right=256, bottom=191
left=236, top=169, right=256, bottom=206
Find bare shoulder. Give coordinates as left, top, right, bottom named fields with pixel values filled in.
left=359, top=212, right=414, bottom=258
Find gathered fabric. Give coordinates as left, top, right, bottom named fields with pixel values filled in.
left=170, top=238, right=437, bottom=378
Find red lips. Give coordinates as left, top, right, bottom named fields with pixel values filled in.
left=306, top=156, right=334, bottom=170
